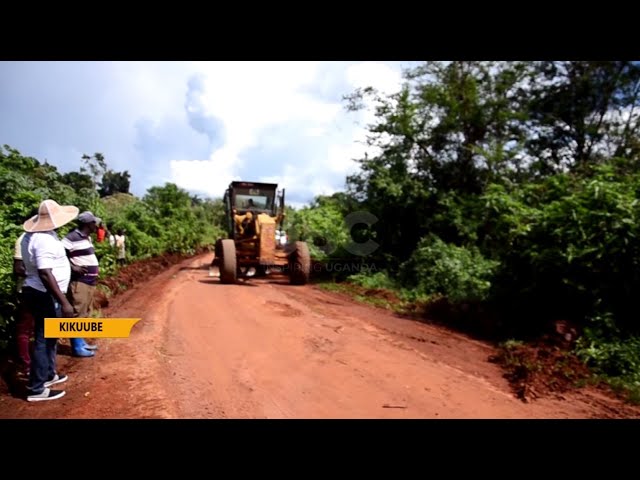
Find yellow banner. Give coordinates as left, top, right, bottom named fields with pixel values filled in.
left=44, top=318, right=141, bottom=338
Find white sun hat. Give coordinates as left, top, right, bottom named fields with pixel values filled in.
left=23, top=199, right=80, bottom=233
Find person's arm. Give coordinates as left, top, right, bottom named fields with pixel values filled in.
left=68, top=256, right=88, bottom=277
left=13, top=259, right=26, bottom=278
left=61, top=237, right=87, bottom=277
left=38, top=268, right=74, bottom=317
left=13, top=235, right=26, bottom=278
left=69, top=262, right=88, bottom=277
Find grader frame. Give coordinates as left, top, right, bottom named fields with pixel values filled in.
left=212, top=181, right=310, bottom=285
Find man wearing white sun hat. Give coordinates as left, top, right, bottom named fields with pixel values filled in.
left=20, top=199, right=79, bottom=402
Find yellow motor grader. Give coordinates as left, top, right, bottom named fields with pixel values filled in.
left=211, top=181, right=310, bottom=285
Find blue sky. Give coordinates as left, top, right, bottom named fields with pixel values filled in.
left=0, top=61, right=414, bottom=207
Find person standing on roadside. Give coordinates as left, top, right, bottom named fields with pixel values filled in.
left=96, top=222, right=107, bottom=243
left=21, top=199, right=79, bottom=402
left=108, top=224, right=116, bottom=248
left=62, top=211, right=101, bottom=357
left=115, top=229, right=126, bottom=266
left=13, top=230, right=34, bottom=377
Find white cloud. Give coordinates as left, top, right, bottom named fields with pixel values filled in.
left=169, top=61, right=405, bottom=204
left=346, top=61, right=404, bottom=93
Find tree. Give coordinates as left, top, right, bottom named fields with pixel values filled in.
left=61, top=171, right=94, bottom=191
left=525, top=61, right=640, bottom=175
left=344, top=61, right=532, bottom=259
left=99, top=170, right=131, bottom=197
left=81, top=152, right=107, bottom=189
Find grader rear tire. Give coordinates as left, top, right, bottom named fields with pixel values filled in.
left=289, top=241, right=311, bottom=285
left=220, top=239, right=237, bottom=284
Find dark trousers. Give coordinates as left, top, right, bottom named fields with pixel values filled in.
left=22, top=287, right=60, bottom=395
left=15, top=302, right=35, bottom=370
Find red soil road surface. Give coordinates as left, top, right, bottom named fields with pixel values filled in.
left=1, top=253, right=639, bottom=419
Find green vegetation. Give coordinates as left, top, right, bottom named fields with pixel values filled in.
left=0, top=145, right=225, bottom=349
left=575, top=313, right=640, bottom=402
left=296, top=61, right=640, bottom=400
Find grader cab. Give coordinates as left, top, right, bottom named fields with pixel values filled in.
left=212, top=181, right=310, bottom=285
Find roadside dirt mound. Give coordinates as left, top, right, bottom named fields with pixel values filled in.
left=488, top=338, right=593, bottom=403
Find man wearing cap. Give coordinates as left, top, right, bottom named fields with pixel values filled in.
left=61, top=211, right=102, bottom=357
left=21, top=199, right=78, bottom=402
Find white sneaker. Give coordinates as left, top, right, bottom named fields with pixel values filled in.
left=44, top=373, right=68, bottom=388
left=27, top=388, right=66, bottom=402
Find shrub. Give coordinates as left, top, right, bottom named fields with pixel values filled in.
left=399, top=234, right=499, bottom=303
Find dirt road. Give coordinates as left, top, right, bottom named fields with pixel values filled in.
left=1, top=253, right=639, bottom=419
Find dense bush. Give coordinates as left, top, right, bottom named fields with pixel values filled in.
left=399, top=235, right=499, bottom=303
left=480, top=163, right=640, bottom=333
left=575, top=313, right=640, bottom=401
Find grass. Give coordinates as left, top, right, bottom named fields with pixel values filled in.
left=317, top=281, right=405, bottom=313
